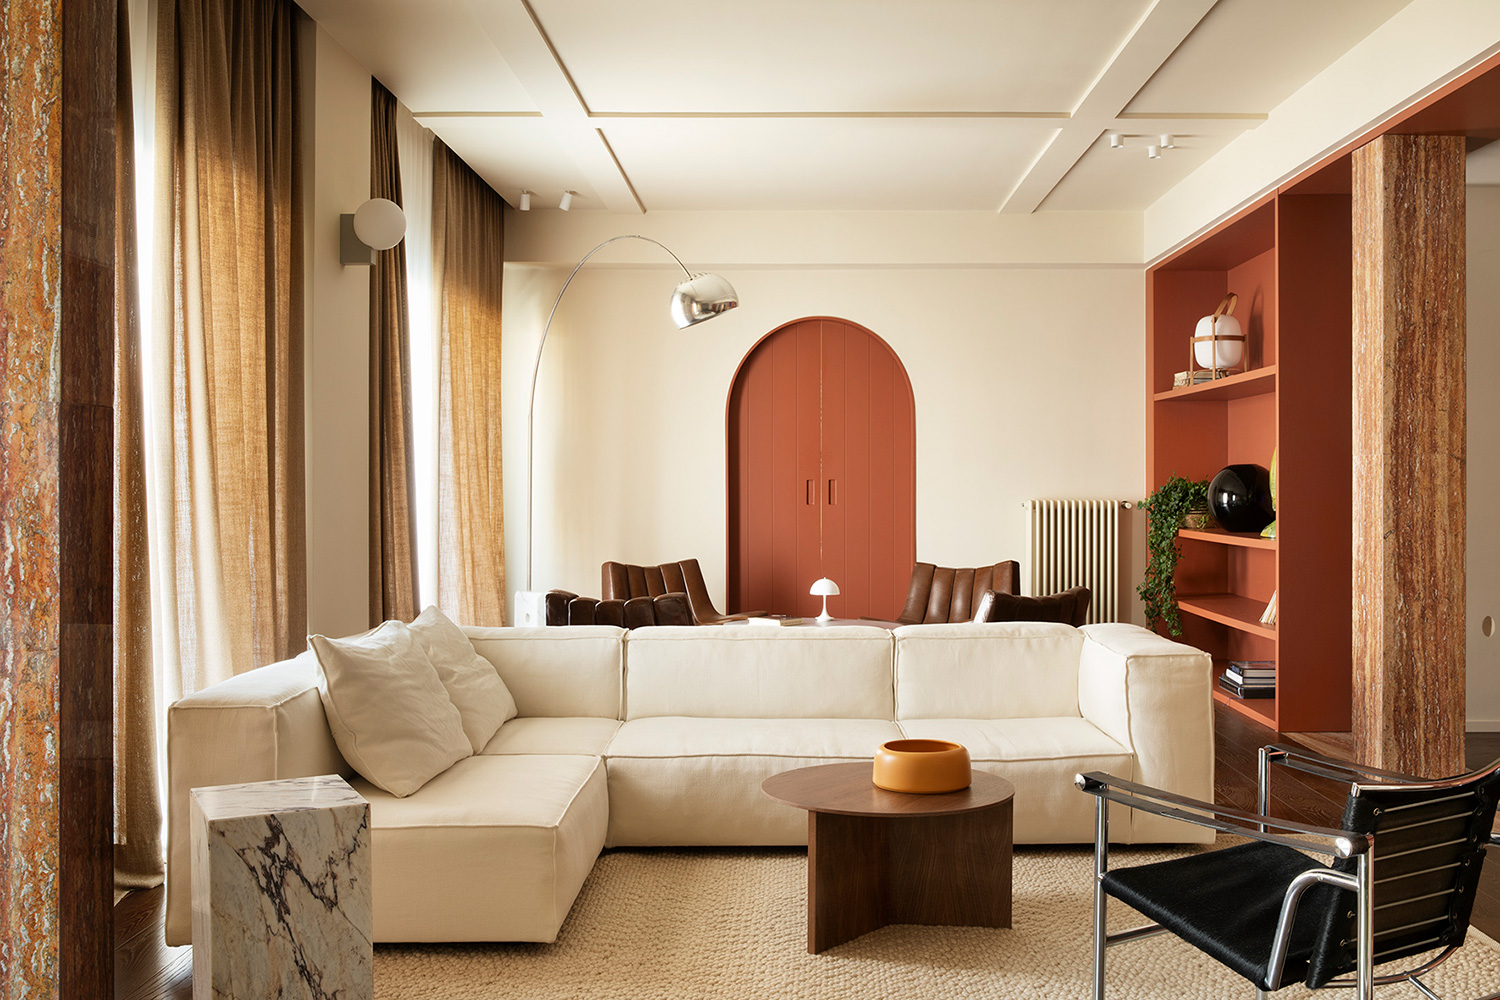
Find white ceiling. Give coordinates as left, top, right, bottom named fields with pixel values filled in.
left=296, top=0, right=1414, bottom=214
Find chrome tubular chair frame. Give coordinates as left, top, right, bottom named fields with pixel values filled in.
left=1077, top=745, right=1500, bottom=1000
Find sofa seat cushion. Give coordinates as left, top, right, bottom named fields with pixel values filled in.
left=897, top=718, right=1133, bottom=844
left=350, top=753, right=607, bottom=942
left=604, top=717, right=902, bottom=846
left=479, top=717, right=622, bottom=756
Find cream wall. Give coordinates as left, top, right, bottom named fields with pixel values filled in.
left=1468, top=186, right=1500, bottom=730
left=502, top=211, right=1148, bottom=623
left=1146, top=0, right=1500, bottom=262
left=303, top=24, right=371, bottom=638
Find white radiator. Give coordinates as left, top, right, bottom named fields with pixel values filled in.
left=1023, top=499, right=1128, bottom=624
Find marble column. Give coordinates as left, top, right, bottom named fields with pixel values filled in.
left=191, top=775, right=372, bottom=1000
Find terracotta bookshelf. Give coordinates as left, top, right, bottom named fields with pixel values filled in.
left=1146, top=190, right=1353, bottom=733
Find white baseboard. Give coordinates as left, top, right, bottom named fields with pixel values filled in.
left=1467, top=719, right=1500, bottom=733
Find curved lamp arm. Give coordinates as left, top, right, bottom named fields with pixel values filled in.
left=526, top=235, right=737, bottom=593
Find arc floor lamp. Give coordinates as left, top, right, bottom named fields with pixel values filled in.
left=524, top=235, right=739, bottom=598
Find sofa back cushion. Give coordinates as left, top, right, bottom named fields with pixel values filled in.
left=464, top=625, right=625, bottom=719
left=893, top=622, right=1083, bottom=720
left=624, top=625, right=894, bottom=720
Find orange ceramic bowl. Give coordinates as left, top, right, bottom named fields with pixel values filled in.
left=872, top=739, right=971, bottom=793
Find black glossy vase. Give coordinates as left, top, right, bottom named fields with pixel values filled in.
left=1208, top=463, right=1275, bottom=533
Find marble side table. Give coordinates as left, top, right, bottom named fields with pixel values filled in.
left=191, top=774, right=372, bottom=999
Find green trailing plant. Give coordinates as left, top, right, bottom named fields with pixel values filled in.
left=1138, top=474, right=1210, bottom=636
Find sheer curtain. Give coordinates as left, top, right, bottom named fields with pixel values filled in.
left=397, top=104, right=438, bottom=609
left=432, top=140, right=507, bottom=625
left=114, top=0, right=163, bottom=896
left=369, top=80, right=418, bottom=624
left=149, top=0, right=307, bottom=699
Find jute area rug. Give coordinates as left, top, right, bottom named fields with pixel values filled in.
left=374, top=843, right=1500, bottom=999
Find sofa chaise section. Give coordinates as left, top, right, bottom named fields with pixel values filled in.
left=164, top=625, right=627, bottom=946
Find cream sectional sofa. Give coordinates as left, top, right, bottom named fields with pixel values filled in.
left=164, top=621, right=1213, bottom=946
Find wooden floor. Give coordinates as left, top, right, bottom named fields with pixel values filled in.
left=114, top=707, right=1500, bottom=1000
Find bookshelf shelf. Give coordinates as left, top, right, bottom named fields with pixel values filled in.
left=1178, top=528, right=1276, bottom=550
left=1154, top=365, right=1278, bottom=402
left=1178, top=594, right=1277, bottom=640
left=1147, top=188, right=1352, bottom=735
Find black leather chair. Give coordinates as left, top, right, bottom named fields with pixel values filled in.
left=1077, top=744, right=1500, bottom=1000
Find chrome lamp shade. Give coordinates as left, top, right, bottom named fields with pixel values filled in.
left=671, top=272, right=739, bottom=328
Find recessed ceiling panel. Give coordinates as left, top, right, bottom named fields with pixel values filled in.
left=599, top=118, right=1059, bottom=210
left=413, top=116, right=600, bottom=210
left=1040, top=121, right=1251, bottom=212
left=1125, top=0, right=1412, bottom=115
left=531, top=0, right=1152, bottom=113
left=297, top=0, right=536, bottom=113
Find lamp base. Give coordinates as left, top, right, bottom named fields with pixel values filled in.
left=817, top=596, right=832, bottom=621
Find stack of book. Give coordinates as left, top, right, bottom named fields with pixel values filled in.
left=1219, top=660, right=1275, bottom=699
left=1173, top=368, right=1243, bottom=387
left=745, top=615, right=804, bottom=626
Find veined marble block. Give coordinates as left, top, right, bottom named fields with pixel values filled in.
left=191, top=774, right=372, bottom=999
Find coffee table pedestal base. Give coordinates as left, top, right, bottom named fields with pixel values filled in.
left=806, top=800, right=1013, bottom=953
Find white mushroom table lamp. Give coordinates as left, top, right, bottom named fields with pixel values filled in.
left=810, top=578, right=840, bottom=622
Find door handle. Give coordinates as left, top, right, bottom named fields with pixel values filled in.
left=828, top=479, right=837, bottom=505
left=806, top=479, right=814, bottom=505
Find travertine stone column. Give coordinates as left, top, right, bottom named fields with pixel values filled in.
left=192, top=776, right=373, bottom=1000
left=1351, top=133, right=1466, bottom=778
left=1, top=0, right=117, bottom=995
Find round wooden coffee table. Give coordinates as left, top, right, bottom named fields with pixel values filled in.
left=762, top=761, right=1015, bottom=953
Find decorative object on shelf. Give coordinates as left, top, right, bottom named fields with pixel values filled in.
left=1138, top=475, right=1210, bottom=636
left=872, top=739, right=972, bottom=794
left=1260, top=448, right=1278, bottom=538
left=1259, top=590, right=1278, bottom=626
left=810, top=577, right=840, bottom=621
left=1192, top=292, right=1244, bottom=373
left=1173, top=367, right=1242, bottom=388
left=523, top=235, right=739, bottom=594
left=1208, top=463, right=1275, bottom=533
left=1184, top=504, right=1213, bottom=530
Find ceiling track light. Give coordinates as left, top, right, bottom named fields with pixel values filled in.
left=519, top=190, right=531, bottom=211
left=1159, top=133, right=1176, bottom=149
left=1108, top=133, right=1125, bottom=149
left=1147, top=144, right=1161, bottom=160
left=559, top=190, right=574, bottom=211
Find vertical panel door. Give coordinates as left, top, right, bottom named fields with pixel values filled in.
left=727, top=318, right=915, bottom=619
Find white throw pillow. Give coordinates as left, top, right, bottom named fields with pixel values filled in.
left=310, top=620, right=471, bottom=797
left=408, top=605, right=518, bottom=752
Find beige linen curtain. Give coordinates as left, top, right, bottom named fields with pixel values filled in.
left=151, top=0, right=306, bottom=697
left=370, top=80, right=419, bottom=625
left=114, top=0, right=164, bottom=895
left=432, top=140, right=507, bottom=625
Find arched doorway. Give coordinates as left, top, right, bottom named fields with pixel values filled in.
left=726, top=317, right=916, bottom=620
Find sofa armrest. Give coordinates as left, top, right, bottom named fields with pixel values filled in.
left=163, top=652, right=351, bottom=946
left=1078, top=623, right=1214, bottom=844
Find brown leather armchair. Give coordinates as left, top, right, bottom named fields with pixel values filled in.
left=896, top=561, right=1021, bottom=625
left=544, top=590, right=694, bottom=628
left=602, top=558, right=764, bottom=625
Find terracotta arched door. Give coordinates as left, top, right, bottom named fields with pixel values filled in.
left=727, top=317, right=915, bottom=620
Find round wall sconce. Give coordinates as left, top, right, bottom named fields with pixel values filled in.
left=340, top=198, right=407, bottom=265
